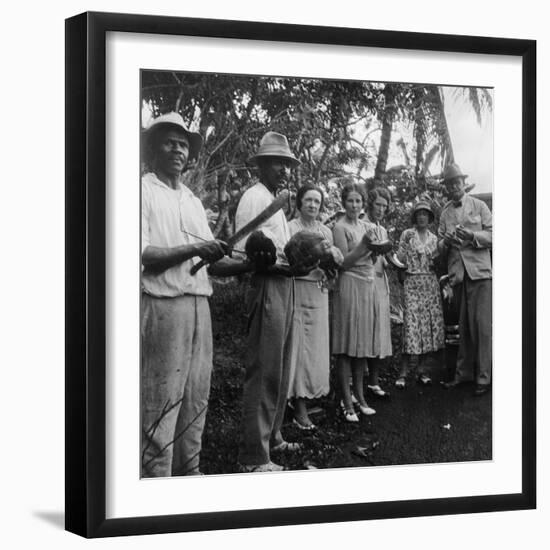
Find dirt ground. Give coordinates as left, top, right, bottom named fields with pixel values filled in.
left=200, top=278, right=492, bottom=475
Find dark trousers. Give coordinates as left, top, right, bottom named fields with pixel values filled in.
left=238, top=275, right=295, bottom=466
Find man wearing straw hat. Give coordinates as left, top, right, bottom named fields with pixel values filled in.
left=140, top=112, right=229, bottom=477
left=438, top=163, right=493, bottom=396
left=235, top=132, right=317, bottom=472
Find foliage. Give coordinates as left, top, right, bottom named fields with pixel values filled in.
left=142, top=72, right=491, bottom=240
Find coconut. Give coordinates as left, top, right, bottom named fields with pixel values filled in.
left=245, top=231, right=277, bottom=268
left=366, top=239, right=393, bottom=255
left=284, top=230, right=335, bottom=268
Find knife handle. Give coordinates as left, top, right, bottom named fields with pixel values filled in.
left=190, top=258, right=208, bottom=276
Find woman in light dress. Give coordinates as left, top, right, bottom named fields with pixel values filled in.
left=331, top=184, right=392, bottom=422
left=362, top=188, right=393, bottom=399
left=394, top=201, right=445, bottom=387
left=287, top=184, right=334, bottom=430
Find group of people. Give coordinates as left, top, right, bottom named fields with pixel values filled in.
left=140, top=111, right=493, bottom=477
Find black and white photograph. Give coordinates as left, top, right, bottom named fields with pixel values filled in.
left=1, top=0, right=544, bottom=546
left=140, top=70, right=494, bottom=478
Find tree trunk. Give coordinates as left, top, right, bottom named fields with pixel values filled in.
left=213, top=169, right=232, bottom=240
left=433, top=86, right=454, bottom=168
left=373, top=84, right=396, bottom=187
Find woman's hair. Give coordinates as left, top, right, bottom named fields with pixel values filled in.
left=411, top=207, right=435, bottom=225
left=340, top=183, right=366, bottom=206
left=296, top=184, right=325, bottom=212
left=366, top=186, right=392, bottom=212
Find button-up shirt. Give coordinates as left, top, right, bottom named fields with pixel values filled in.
left=234, top=182, right=291, bottom=265
left=141, top=172, right=214, bottom=297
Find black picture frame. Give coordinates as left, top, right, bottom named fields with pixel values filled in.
left=65, top=11, right=536, bottom=538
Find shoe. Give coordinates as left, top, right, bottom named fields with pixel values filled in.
left=395, top=377, right=406, bottom=388
left=271, top=440, right=303, bottom=453
left=238, top=461, right=284, bottom=473
left=418, top=374, right=432, bottom=386
left=292, top=417, right=316, bottom=431
left=357, top=403, right=376, bottom=416
left=473, top=384, right=490, bottom=396
left=343, top=409, right=359, bottom=423
left=367, top=384, right=390, bottom=398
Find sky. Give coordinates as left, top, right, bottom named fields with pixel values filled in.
left=442, top=87, right=493, bottom=194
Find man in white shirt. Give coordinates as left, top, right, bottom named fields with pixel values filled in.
left=141, top=112, right=228, bottom=477
left=235, top=132, right=317, bottom=472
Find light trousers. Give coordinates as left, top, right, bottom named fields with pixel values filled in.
left=455, top=276, right=492, bottom=385
left=141, top=294, right=213, bottom=477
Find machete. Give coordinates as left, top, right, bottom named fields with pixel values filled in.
left=190, top=189, right=290, bottom=275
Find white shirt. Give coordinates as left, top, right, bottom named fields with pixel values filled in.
left=234, top=182, right=291, bottom=265
left=141, top=172, right=214, bottom=297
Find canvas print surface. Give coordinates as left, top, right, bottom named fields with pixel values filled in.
left=139, top=70, right=493, bottom=478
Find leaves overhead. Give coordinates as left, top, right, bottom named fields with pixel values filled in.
left=142, top=71, right=492, bottom=237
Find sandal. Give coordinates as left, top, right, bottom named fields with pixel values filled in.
left=271, top=440, right=303, bottom=453
left=343, top=409, right=359, bottom=423
left=367, top=384, right=390, bottom=398
left=395, top=377, right=406, bottom=388
left=339, top=401, right=359, bottom=422
left=293, top=417, right=316, bottom=431
left=357, top=403, right=376, bottom=416
left=238, top=461, right=284, bottom=473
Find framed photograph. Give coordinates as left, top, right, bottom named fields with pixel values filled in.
left=65, top=11, right=536, bottom=538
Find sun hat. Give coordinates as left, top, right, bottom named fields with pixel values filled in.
left=441, top=163, right=468, bottom=183
left=411, top=200, right=435, bottom=224
left=249, top=131, right=301, bottom=166
left=142, top=112, right=203, bottom=161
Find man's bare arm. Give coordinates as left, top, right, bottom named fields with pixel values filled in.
left=142, top=241, right=226, bottom=274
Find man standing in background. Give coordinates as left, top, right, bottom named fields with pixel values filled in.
left=438, top=163, right=493, bottom=396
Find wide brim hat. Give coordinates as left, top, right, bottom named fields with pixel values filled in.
left=248, top=131, right=301, bottom=167
left=142, top=112, right=203, bottom=162
left=441, top=163, right=468, bottom=183
left=411, top=200, right=435, bottom=223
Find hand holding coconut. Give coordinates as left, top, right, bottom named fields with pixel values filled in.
left=245, top=230, right=277, bottom=272
left=455, top=224, right=474, bottom=242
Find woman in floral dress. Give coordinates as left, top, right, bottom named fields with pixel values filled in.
left=395, top=201, right=445, bottom=387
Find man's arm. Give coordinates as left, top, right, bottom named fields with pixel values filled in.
left=438, top=209, right=463, bottom=252
left=207, top=256, right=253, bottom=277
left=471, top=201, right=492, bottom=249
left=142, top=241, right=226, bottom=275
left=454, top=201, right=492, bottom=248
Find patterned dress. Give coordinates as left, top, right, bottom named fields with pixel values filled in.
left=397, top=228, right=445, bottom=355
